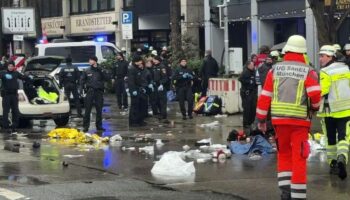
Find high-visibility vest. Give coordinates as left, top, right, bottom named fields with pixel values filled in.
left=270, top=61, right=312, bottom=119
left=318, top=62, right=350, bottom=118
left=38, top=86, right=58, bottom=103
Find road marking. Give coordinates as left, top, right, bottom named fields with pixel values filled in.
left=0, top=188, right=26, bottom=200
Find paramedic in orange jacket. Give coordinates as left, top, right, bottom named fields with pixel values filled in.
left=256, top=35, right=321, bottom=200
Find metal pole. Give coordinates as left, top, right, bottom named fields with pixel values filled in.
left=223, top=0, right=229, bottom=75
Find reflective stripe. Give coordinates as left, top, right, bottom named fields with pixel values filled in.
left=312, top=101, right=321, bottom=108
left=296, top=80, right=304, bottom=105
left=257, top=108, right=268, bottom=115
left=291, top=184, right=306, bottom=190
left=261, top=90, right=272, bottom=97
left=278, top=180, right=291, bottom=186
left=306, top=85, right=321, bottom=93
left=291, top=193, right=306, bottom=199
left=278, top=172, right=292, bottom=177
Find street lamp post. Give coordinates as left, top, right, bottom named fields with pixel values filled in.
left=223, top=0, right=229, bottom=75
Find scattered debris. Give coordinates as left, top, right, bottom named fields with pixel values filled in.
left=110, top=134, right=123, bottom=142
left=122, top=147, right=136, bottom=151
left=151, top=151, right=195, bottom=177
left=214, top=114, right=228, bottom=118
left=63, top=154, right=84, bottom=158
left=156, top=139, right=164, bottom=146
left=195, top=138, right=211, bottom=146
left=182, top=145, right=191, bottom=152
left=139, top=146, right=154, bottom=155
left=198, top=121, right=220, bottom=128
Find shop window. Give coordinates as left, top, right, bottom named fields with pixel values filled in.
left=91, top=0, right=98, bottom=11
left=41, top=0, right=62, bottom=17
left=111, top=0, right=115, bottom=9
left=101, top=46, right=118, bottom=59
left=70, top=0, right=115, bottom=14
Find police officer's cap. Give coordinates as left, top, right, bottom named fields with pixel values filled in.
left=132, top=55, right=143, bottom=63
left=89, top=56, right=98, bottom=62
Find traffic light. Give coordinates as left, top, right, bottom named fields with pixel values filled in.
left=210, top=7, right=220, bottom=26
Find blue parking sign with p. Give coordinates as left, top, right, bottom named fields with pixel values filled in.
left=122, top=12, right=133, bottom=24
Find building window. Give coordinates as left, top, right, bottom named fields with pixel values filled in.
left=124, top=0, right=134, bottom=8
left=70, top=0, right=115, bottom=14
left=71, top=0, right=79, bottom=13
left=41, top=0, right=63, bottom=17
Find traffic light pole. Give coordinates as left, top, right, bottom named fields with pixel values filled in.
left=223, top=0, right=229, bottom=75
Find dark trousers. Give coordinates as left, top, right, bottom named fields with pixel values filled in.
left=149, top=90, right=160, bottom=116
left=178, top=87, right=194, bottom=117
left=240, top=89, right=257, bottom=128
left=158, top=90, right=168, bottom=119
left=64, top=84, right=82, bottom=115
left=2, top=94, right=19, bottom=129
left=115, top=79, right=128, bottom=108
left=83, top=89, right=104, bottom=130
left=325, top=117, right=350, bottom=145
left=129, top=93, right=147, bottom=125
left=201, top=78, right=209, bottom=97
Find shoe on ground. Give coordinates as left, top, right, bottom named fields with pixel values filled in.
left=280, top=192, right=291, bottom=200
left=129, top=123, right=141, bottom=127
left=77, top=114, right=83, bottom=118
left=337, top=155, right=347, bottom=180
left=188, top=115, right=193, bottom=119
left=182, top=116, right=187, bottom=120
left=329, top=159, right=339, bottom=175
left=83, top=128, right=89, bottom=132
left=96, top=127, right=105, bottom=131
left=139, top=121, right=148, bottom=126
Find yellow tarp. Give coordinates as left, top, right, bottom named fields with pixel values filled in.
left=47, top=128, right=109, bottom=145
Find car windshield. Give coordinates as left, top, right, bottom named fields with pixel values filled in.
left=45, top=46, right=96, bottom=63
left=101, top=46, right=117, bottom=59
left=26, top=58, right=62, bottom=71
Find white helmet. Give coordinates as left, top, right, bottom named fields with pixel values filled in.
left=270, top=50, right=280, bottom=57
left=121, top=47, right=126, bottom=51
left=149, top=46, right=154, bottom=51
left=344, top=44, right=350, bottom=50
left=151, top=50, right=158, bottom=56
left=162, top=46, right=168, bottom=51
left=333, top=44, right=341, bottom=51
left=319, top=45, right=336, bottom=57
left=283, top=35, right=307, bottom=54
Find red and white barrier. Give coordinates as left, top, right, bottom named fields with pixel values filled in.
left=208, top=78, right=242, bottom=114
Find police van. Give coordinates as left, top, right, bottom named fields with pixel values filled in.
left=35, top=40, right=120, bottom=78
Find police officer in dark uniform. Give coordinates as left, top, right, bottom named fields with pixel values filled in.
left=59, top=57, right=82, bottom=117
left=80, top=56, right=109, bottom=132
left=128, top=55, right=148, bottom=127
left=173, top=58, right=195, bottom=120
left=152, top=56, right=170, bottom=123
left=0, top=61, right=31, bottom=133
left=112, top=52, right=129, bottom=110
left=144, top=59, right=157, bottom=117
left=239, top=60, right=257, bottom=135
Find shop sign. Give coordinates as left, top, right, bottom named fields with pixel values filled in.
left=42, top=17, right=64, bottom=35
left=71, top=12, right=115, bottom=34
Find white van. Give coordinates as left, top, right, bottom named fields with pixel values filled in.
left=35, top=41, right=120, bottom=83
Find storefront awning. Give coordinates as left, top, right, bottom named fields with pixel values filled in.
left=258, top=0, right=305, bottom=20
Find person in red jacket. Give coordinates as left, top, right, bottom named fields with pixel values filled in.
left=256, top=35, right=321, bottom=200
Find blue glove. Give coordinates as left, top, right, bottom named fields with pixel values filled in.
left=132, top=91, right=138, bottom=96
left=187, top=73, right=193, bottom=79
left=182, top=73, right=188, bottom=79
left=148, top=84, right=154, bottom=92
left=158, top=84, right=164, bottom=91
left=141, top=88, right=147, bottom=94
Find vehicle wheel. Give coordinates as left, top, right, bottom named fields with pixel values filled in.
left=18, top=118, right=32, bottom=128
left=54, top=116, right=69, bottom=127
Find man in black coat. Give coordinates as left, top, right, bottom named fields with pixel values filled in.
left=112, top=52, right=129, bottom=110
left=200, top=50, right=219, bottom=96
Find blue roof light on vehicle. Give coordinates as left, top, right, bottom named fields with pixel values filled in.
left=95, top=36, right=107, bottom=42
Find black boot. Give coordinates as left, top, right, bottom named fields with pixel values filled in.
left=337, top=155, right=347, bottom=180
left=329, top=159, right=339, bottom=175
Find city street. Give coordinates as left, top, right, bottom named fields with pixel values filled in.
left=0, top=95, right=349, bottom=200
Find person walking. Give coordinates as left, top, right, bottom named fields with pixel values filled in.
left=239, top=60, right=257, bottom=136
left=0, top=61, right=32, bottom=133
left=173, top=58, right=194, bottom=120
left=128, top=56, right=148, bottom=127
left=112, top=52, right=129, bottom=110
left=256, top=35, right=321, bottom=200
left=318, top=45, right=350, bottom=180
left=80, top=56, right=109, bottom=132
left=200, top=50, right=219, bottom=96
left=59, top=57, right=82, bottom=117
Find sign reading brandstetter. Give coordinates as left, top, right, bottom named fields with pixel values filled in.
left=1, top=8, right=35, bottom=34
left=70, top=12, right=115, bottom=34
